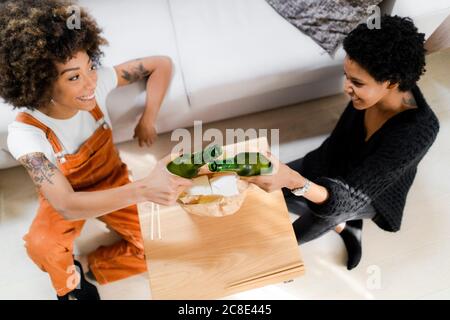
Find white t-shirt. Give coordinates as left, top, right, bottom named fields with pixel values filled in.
left=7, top=66, right=118, bottom=165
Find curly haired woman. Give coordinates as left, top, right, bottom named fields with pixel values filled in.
left=0, top=0, right=192, bottom=299
left=245, top=16, right=440, bottom=270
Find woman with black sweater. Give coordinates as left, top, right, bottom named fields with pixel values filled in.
left=245, top=15, right=440, bottom=270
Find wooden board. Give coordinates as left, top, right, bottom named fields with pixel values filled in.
left=138, top=138, right=304, bottom=299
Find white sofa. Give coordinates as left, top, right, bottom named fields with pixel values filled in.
left=0, top=0, right=449, bottom=169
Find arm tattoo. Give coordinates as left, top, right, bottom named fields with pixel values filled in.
left=121, top=62, right=151, bottom=83
left=19, top=153, right=57, bottom=189
left=402, top=95, right=417, bottom=107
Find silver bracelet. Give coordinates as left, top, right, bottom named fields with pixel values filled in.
left=291, top=178, right=311, bottom=197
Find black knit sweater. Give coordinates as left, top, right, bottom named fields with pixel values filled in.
left=302, top=85, right=439, bottom=232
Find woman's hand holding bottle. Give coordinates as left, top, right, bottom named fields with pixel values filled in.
left=140, top=154, right=193, bottom=206
left=241, top=152, right=304, bottom=192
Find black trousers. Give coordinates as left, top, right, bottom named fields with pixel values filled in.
left=284, top=157, right=376, bottom=244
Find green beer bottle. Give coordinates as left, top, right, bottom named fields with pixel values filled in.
left=166, top=144, right=223, bottom=178
left=207, top=152, right=273, bottom=176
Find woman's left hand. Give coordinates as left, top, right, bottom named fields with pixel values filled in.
left=134, top=116, right=158, bottom=147
left=242, top=153, right=303, bottom=192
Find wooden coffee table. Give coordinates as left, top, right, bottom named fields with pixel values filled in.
left=138, top=138, right=304, bottom=299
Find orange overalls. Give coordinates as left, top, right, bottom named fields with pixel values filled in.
left=16, top=105, right=147, bottom=296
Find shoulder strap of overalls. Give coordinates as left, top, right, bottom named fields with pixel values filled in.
left=89, top=104, right=104, bottom=122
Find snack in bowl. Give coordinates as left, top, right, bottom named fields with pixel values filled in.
left=178, top=173, right=249, bottom=217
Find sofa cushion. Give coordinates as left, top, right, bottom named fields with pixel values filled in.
left=168, top=0, right=346, bottom=112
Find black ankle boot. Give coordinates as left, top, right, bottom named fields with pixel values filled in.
left=338, top=220, right=363, bottom=270
left=56, top=260, right=100, bottom=300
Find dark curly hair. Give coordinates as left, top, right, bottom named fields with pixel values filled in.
left=343, top=15, right=426, bottom=92
left=0, top=0, right=107, bottom=110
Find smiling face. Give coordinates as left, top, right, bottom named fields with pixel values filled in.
left=50, top=51, right=98, bottom=113
left=343, top=56, right=395, bottom=110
